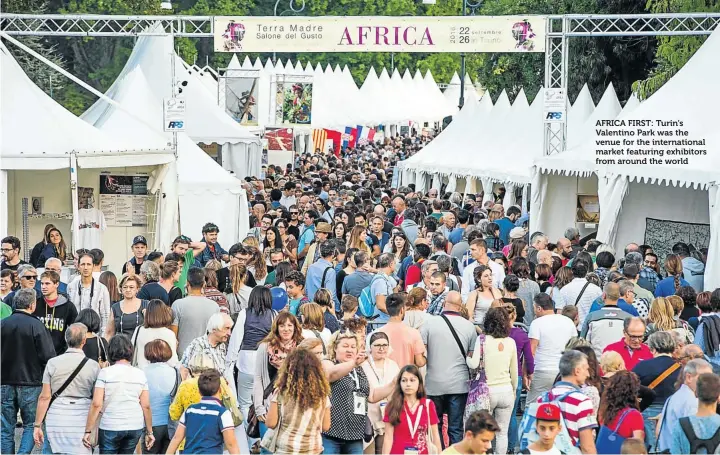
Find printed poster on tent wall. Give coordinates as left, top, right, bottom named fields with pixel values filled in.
left=220, top=69, right=260, bottom=125
left=273, top=75, right=313, bottom=126
left=644, top=218, right=710, bottom=263
left=265, top=127, right=295, bottom=152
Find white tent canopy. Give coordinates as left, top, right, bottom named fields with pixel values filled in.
left=81, top=67, right=249, bottom=251
left=82, top=27, right=262, bottom=179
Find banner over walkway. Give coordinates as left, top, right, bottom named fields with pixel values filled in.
left=214, top=16, right=547, bottom=53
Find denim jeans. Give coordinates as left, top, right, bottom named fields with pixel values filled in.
left=321, top=435, right=363, bottom=454
left=507, top=380, right=524, bottom=453
left=98, top=428, right=144, bottom=454
left=1, top=385, right=42, bottom=455
left=429, top=393, right=468, bottom=449
left=642, top=403, right=664, bottom=453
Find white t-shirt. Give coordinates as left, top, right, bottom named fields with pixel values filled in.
left=528, top=314, right=578, bottom=371
left=76, top=208, right=106, bottom=250
left=96, top=363, right=148, bottom=431
left=529, top=447, right=563, bottom=455
left=302, top=328, right=332, bottom=347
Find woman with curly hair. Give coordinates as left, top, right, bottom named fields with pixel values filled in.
left=264, top=348, right=332, bottom=455
left=465, top=307, right=518, bottom=455
left=253, top=312, right=303, bottom=438
left=597, top=370, right=645, bottom=448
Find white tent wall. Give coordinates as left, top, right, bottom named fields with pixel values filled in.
left=5, top=166, right=164, bottom=273
left=705, top=185, right=720, bottom=291
left=613, top=180, right=710, bottom=266
left=0, top=171, right=7, bottom=238
left=530, top=171, right=598, bottom=241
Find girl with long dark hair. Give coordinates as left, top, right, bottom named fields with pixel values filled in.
left=382, top=365, right=440, bottom=455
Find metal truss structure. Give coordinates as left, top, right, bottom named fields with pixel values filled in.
left=2, top=12, right=720, bottom=155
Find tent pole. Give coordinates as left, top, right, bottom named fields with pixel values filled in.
left=69, top=154, right=80, bottom=253
left=1, top=32, right=171, bottom=139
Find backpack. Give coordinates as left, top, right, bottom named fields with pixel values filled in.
left=518, top=390, right=581, bottom=455
left=680, top=416, right=720, bottom=454
left=359, top=275, right=388, bottom=318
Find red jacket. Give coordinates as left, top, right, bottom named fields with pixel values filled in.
left=603, top=339, right=654, bottom=371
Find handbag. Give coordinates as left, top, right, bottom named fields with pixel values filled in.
left=246, top=381, right=275, bottom=438
left=464, top=334, right=491, bottom=422
left=260, top=398, right=282, bottom=452
left=425, top=399, right=439, bottom=455
left=222, top=392, right=243, bottom=427
left=596, top=409, right=631, bottom=454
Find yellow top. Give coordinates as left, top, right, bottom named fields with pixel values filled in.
left=169, top=376, right=238, bottom=449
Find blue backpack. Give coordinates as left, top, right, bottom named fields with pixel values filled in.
left=359, top=275, right=388, bottom=318
left=518, top=390, right=581, bottom=455
left=596, top=409, right=631, bottom=454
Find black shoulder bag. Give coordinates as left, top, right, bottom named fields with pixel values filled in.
left=440, top=314, right=471, bottom=380
left=48, top=357, right=90, bottom=411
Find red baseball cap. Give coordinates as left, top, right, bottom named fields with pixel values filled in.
left=536, top=403, right=561, bottom=421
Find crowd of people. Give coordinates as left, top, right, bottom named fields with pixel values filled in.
left=2, top=137, right=720, bottom=455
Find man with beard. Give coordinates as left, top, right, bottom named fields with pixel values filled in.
left=1, top=236, right=27, bottom=272
left=556, top=237, right=574, bottom=266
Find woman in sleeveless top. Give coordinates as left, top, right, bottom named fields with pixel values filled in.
left=321, top=330, right=395, bottom=455
left=465, top=265, right=502, bottom=329
left=254, top=312, right=303, bottom=439
left=225, top=286, right=276, bottom=420
left=106, top=275, right=148, bottom=338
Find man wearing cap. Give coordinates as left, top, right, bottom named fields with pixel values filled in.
left=496, top=206, right=522, bottom=245
left=198, top=222, right=229, bottom=266
left=121, top=235, right=148, bottom=275
left=301, top=222, right=332, bottom=275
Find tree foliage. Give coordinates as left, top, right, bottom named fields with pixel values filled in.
left=1, top=0, right=670, bottom=113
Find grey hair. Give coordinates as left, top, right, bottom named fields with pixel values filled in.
left=45, top=257, right=62, bottom=268
left=436, top=254, right=452, bottom=273
left=623, top=317, right=646, bottom=332
left=17, top=264, right=37, bottom=278
left=463, top=225, right=479, bottom=241
left=449, top=192, right=463, bottom=206
left=476, top=219, right=490, bottom=234
left=685, top=358, right=712, bottom=377
left=596, top=244, right=616, bottom=257
left=377, top=253, right=395, bottom=270
left=624, top=252, right=643, bottom=266
left=670, top=330, right=686, bottom=348
left=559, top=350, right=588, bottom=377
left=13, top=288, right=36, bottom=310
left=618, top=280, right=635, bottom=296
left=564, top=227, right=580, bottom=240
left=647, top=331, right=676, bottom=354
left=206, top=312, right=231, bottom=333
left=141, top=260, right=160, bottom=283
left=421, top=260, right=438, bottom=277
left=530, top=232, right=548, bottom=246
left=65, top=322, right=88, bottom=348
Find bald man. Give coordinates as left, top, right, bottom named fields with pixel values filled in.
left=557, top=237, right=574, bottom=263
left=581, top=282, right=636, bottom=357
left=420, top=289, right=477, bottom=446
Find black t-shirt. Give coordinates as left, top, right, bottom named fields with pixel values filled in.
left=121, top=259, right=143, bottom=275
left=138, top=282, right=170, bottom=304
left=287, top=224, right=300, bottom=241
left=83, top=335, right=109, bottom=364
left=169, top=287, right=183, bottom=305
left=1, top=259, right=28, bottom=272
left=216, top=267, right=258, bottom=294
left=680, top=305, right=701, bottom=322
left=539, top=281, right=552, bottom=293
left=502, top=297, right=525, bottom=322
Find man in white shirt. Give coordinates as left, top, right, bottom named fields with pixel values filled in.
left=527, top=293, right=579, bottom=403
left=67, top=252, right=111, bottom=335
left=559, top=259, right=602, bottom=329
left=461, top=238, right=505, bottom=302
left=279, top=181, right=297, bottom=209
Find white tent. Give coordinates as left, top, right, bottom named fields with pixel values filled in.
left=567, top=84, right=596, bottom=146
left=532, top=27, right=720, bottom=291
left=82, top=67, right=250, bottom=251
left=443, top=72, right=478, bottom=112
left=0, top=43, right=175, bottom=268
left=82, top=29, right=262, bottom=179
left=423, top=70, right=456, bottom=119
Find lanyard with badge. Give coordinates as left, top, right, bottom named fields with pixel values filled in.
left=404, top=401, right=424, bottom=455
left=349, top=369, right=366, bottom=415
left=369, top=357, right=389, bottom=418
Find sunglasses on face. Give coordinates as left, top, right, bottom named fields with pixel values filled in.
left=22, top=275, right=38, bottom=280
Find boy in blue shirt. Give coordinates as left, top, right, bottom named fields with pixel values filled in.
left=166, top=369, right=240, bottom=454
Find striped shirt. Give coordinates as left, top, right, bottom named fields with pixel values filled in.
left=538, top=382, right=597, bottom=446
left=180, top=397, right=234, bottom=454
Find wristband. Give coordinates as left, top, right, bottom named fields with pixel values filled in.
left=84, top=431, right=92, bottom=434
left=33, top=423, right=42, bottom=428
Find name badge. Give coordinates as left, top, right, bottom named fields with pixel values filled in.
left=353, top=392, right=366, bottom=415
left=404, top=447, right=419, bottom=455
